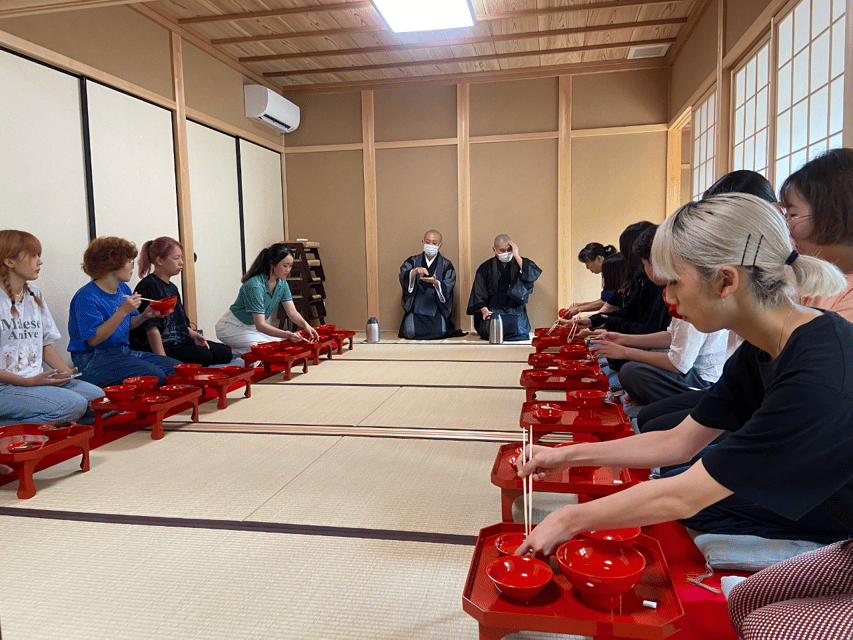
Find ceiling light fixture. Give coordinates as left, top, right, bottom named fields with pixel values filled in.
left=371, top=0, right=476, bottom=33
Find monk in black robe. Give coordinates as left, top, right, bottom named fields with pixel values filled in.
left=398, top=230, right=464, bottom=339
left=467, top=235, right=542, bottom=341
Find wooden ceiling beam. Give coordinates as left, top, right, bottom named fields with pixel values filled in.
left=276, top=57, right=666, bottom=95
left=212, top=25, right=383, bottom=45
left=239, top=17, right=687, bottom=62
left=477, top=0, right=690, bottom=21
left=178, top=0, right=373, bottom=25
left=264, top=37, right=676, bottom=77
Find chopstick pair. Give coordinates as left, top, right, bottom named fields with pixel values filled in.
left=124, top=294, right=157, bottom=302
left=521, top=426, right=534, bottom=536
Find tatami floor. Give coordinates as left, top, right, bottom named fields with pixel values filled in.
left=0, top=333, right=588, bottom=640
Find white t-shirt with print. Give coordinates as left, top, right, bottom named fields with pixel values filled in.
left=0, top=285, right=61, bottom=378
left=667, top=317, right=728, bottom=383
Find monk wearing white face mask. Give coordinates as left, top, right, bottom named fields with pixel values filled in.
left=398, top=230, right=466, bottom=340
left=467, top=234, right=542, bottom=341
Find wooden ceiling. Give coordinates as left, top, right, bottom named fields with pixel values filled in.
left=2, top=0, right=709, bottom=94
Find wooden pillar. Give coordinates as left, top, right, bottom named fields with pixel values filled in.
left=844, top=0, right=853, bottom=148
left=361, top=91, right=379, bottom=320
left=558, top=75, right=572, bottom=309
left=457, top=84, right=472, bottom=331
left=715, top=0, right=731, bottom=179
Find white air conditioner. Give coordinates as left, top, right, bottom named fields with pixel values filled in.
left=244, top=85, right=300, bottom=133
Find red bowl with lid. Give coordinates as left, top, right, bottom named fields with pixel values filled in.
left=123, top=376, right=158, bottom=392
left=559, top=344, right=588, bottom=360
left=103, top=384, right=137, bottom=402
left=568, top=389, right=606, bottom=409
left=487, top=555, right=553, bottom=601
left=556, top=538, right=646, bottom=610
left=174, top=363, right=202, bottom=377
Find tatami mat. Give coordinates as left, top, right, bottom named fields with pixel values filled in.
left=249, top=438, right=501, bottom=534
left=358, top=387, right=529, bottom=432
left=377, top=331, right=532, bottom=346
left=260, top=360, right=526, bottom=388
left=164, top=383, right=399, bottom=425
left=0, top=516, right=478, bottom=640
left=332, top=342, right=531, bottom=362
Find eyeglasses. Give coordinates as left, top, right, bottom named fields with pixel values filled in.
left=784, top=211, right=811, bottom=222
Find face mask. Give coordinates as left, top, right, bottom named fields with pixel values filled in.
left=423, top=244, right=439, bottom=257
left=497, top=251, right=513, bottom=263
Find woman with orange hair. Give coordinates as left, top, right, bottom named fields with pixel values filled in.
left=0, top=230, right=103, bottom=425
left=67, top=237, right=181, bottom=388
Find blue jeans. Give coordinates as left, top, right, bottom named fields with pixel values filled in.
left=0, top=379, right=105, bottom=425
left=71, top=345, right=180, bottom=388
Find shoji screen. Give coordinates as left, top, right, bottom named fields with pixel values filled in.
left=732, top=42, right=772, bottom=176
left=1, top=51, right=90, bottom=361
left=186, top=121, right=242, bottom=337
left=238, top=139, right=284, bottom=267
left=85, top=80, right=179, bottom=291
left=692, top=91, right=717, bottom=200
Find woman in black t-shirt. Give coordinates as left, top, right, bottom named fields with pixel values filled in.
left=131, top=237, right=232, bottom=366
left=517, top=194, right=853, bottom=639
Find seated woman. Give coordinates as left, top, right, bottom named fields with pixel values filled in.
left=215, top=243, right=319, bottom=356
left=560, top=242, right=618, bottom=319
left=68, top=237, right=181, bottom=387
left=0, top=230, right=103, bottom=425
left=517, top=193, right=853, bottom=640
left=130, top=237, right=231, bottom=366
left=590, top=226, right=727, bottom=406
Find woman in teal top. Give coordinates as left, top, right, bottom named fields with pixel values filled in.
left=215, top=243, right=319, bottom=356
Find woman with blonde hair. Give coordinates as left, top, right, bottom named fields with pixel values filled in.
left=0, top=230, right=103, bottom=425
left=517, top=194, right=853, bottom=639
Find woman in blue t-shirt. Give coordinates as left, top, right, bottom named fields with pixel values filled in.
left=68, top=237, right=180, bottom=388
left=215, top=243, right=319, bottom=356
left=516, top=194, right=853, bottom=640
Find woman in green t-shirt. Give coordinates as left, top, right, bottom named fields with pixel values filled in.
left=215, top=243, right=319, bottom=356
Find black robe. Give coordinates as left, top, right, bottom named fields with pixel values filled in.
left=466, top=256, right=542, bottom=341
left=398, top=252, right=459, bottom=339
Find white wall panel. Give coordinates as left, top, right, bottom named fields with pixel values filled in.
left=86, top=80, right=179, bottom=291
left=239, top=139, right=284, bottom=266
left=0, top=51, right=90, bottom=362
left=186, top=121, right=242, bottom=336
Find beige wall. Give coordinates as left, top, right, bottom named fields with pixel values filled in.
left=726, top=0, right=776, bottom=56
left=470, top=78, right=559, bottom=136
left=285, top=92, right=363, bottom=146
left=670, top=0, right=719, bottom=117
left=374, top=85, right=457, bottom=142
left=573, top=68, right=669, bottom=129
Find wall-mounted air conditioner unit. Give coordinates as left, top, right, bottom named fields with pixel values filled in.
left=244, top=85, right=300, bottom=133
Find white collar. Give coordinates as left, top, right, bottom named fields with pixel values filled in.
left=424, top=255, right=436, bottom=267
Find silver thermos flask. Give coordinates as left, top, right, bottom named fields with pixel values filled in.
left=489, top=313, right=504, bottom=344
left=366, top=317, right=380, bottom=343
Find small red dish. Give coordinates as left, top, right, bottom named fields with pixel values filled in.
left=143, top=396, right=170, bottom=404
left=283, top=346, right=307, bottom=355
left=317, top=324, right=336, bottom=334
left=568, top=389, right=606, bottom=409
left=174, top=363, right=202, bottom=377
left=196, top=373, right=228, bottom=381
left=556, top=538, right=646, bottom=610
left=580, top=527, right=642, bottom=547
left=6, top=441, right=43, bottom=453
left=159, top=384, right=192, bottom=396
left=494, top=532, right=527, bottom=556
left=559, top=344, right=587, bottom=360
left=250, top=343, right=277, bottom=354
left=526, top=370, right=551, bottom=382
left=38, top=422, right=77, bottom=438
left=558, top=361, right=591, bottom=380
left=123, top=376, right=158, bottom=392
left=218, top=366, right=245, bottom=373
left=487, top=555, right=553, bottom=602
left=533, top=406, right=563, bottom=423
left=103, top=384, right=137, bottom=402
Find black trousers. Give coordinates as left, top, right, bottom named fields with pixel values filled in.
left=165, top=341, right=233, bottom=366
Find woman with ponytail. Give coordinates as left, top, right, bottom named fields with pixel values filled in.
left=0, top=230, right=103, bottom=425
left=215, top=243, right=319, bottom=356
left=516, top=194, right=853, bottom=639
left=560, top=242, right=619, bottom=319
left=130, top=237, right=231, bottom=366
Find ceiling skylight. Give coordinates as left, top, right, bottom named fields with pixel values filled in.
left=372, top=0, right=476, bottom=33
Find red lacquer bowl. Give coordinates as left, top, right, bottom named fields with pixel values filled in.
left=533, top=406, right=563, bottom=423
left=143, top=395, right=170, bottom=404
left=6, top=441, right=44, bottom=453
left=218, top=366, right=245, bottom=373
left=494, top=532, right=527, bottom=556
left=556, top=539, right=646, bottom=610
left=174, top=363, right=202, bottom=377
left=558, top=361, right=592, bottom=380
left=38, top=422, right=77, bottom=438
left=568, top=389, right=606, bottom=409
left=103, top=384, right=137, bottom=402
left=527, top=353, right=552, bottom=368
left=147, top=296, right=177, bottom=313
left=196, top=373, right=228, bottom=381
left=123, top=376, right=158, bottom=392
left=283, top=346, right=307, bottom=355
left=487, top=555, right=553, bottom=602
left=526, top=370, right=551, bottom=382
left=317, top=324, right=336, bottom=334
left=160, top=384, right=192, bottom=396
left=559, top=344, right=587, bottom=360
left=580, top=527, right=642, bottom=547
left=250, top=343, right=277, bottom=354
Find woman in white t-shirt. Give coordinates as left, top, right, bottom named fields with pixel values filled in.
left=0, top=230, right=103, bottom=425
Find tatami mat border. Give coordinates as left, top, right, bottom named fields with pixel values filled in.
left=260, top=381, right=518, bottom=389
left=0, top=508, right=477, bottom=546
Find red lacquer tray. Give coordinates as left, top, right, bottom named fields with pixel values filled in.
left=0, top=424, right=94, bottom=499
left=520, top=400, right=629, bottom=436
left=331, top=329, right=356, bottom=354
left=463, top=522, right=684, bottom=640
left=304, top=336, right=337, bottom=364
left=520, top=369, right=609, bottom=402
left=531, top=336, right=570, bottom=352
left=165, top=367, right=253, bottom=409
left=91, top=386, right=203, bottom=439
left=490, top=443, right=634, bottom=520
left=528, top=353, right=595, bottom=369
left=242, top=348, right=311, bottom=381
